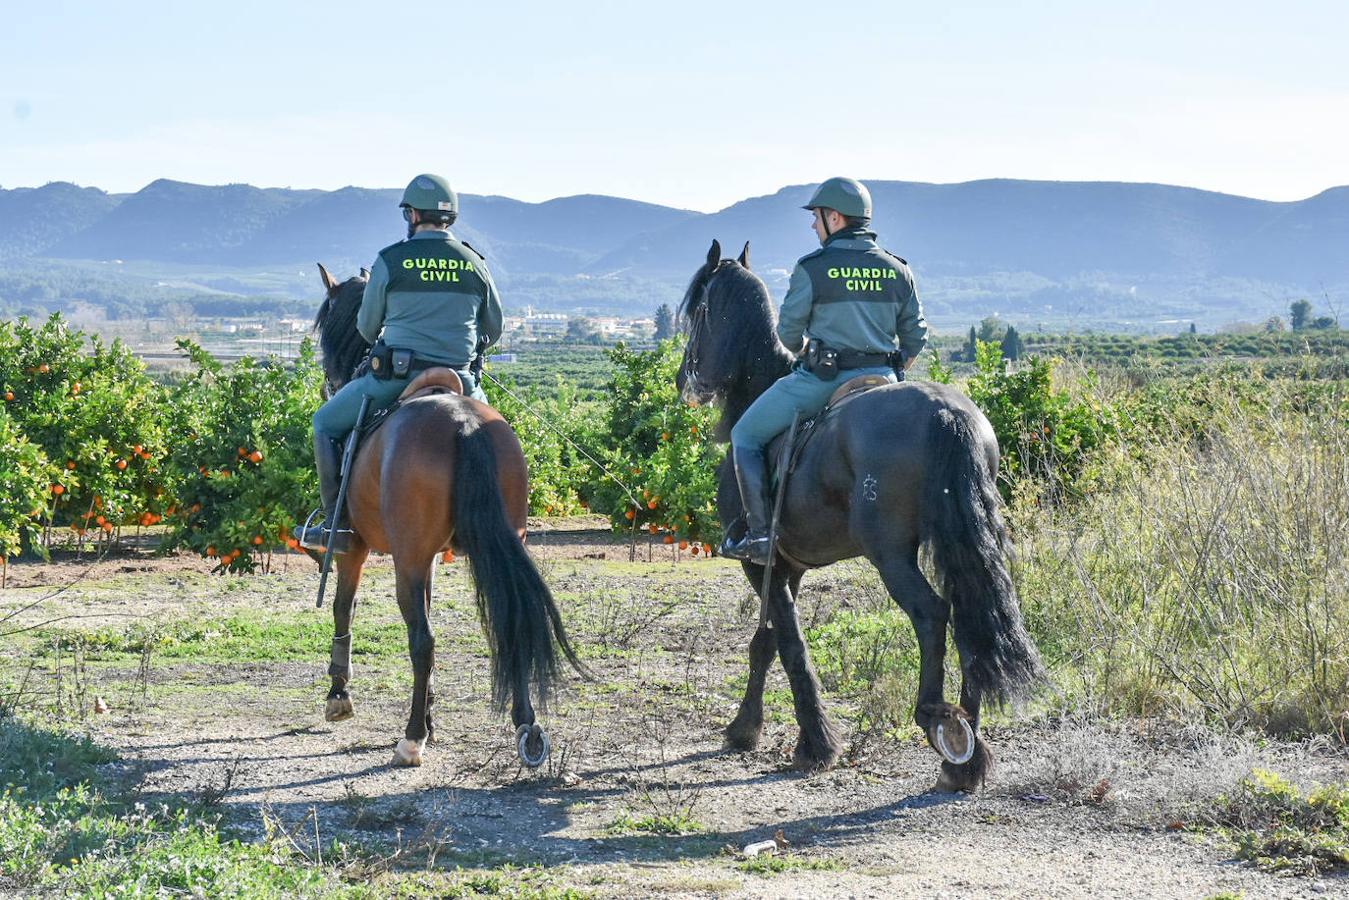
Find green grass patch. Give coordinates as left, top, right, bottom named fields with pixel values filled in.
left=1208, top=769, right=1349, bottom=875
left=737, top=853, right=844, bottom=876
left=32, top=614, right=411, bottom=663
left=606, top=809, right=705, bottom=836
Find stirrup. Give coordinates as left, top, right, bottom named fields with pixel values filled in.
left=294, top=509, right=352, bottom=552
left=720, top=532, right=772, bottom=565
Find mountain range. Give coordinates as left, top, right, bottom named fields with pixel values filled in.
left=2, top=178, right=1345, bottom=329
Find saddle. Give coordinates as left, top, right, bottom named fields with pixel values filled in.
left=771, top=374, right=893, bottom=479
left=359, top=367, right=465, bottom=437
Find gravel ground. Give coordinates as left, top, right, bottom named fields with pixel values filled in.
left=2, top=525, right=1345, bottom=898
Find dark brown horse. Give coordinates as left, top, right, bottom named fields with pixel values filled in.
left=311, top=264, right=581, bottom=767
left=677, top=242, right=1043, bottom=791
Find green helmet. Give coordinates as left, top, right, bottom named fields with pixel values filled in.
left=399, top=173, right=458, bottom=217
left=802, top=176, right=872, bottom=219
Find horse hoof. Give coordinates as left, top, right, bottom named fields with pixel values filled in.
left=792, top=737, right=841, bottom=773
left=516, top=724, right=550, bottom=768
left=324, top=697, right=353, bottom=722
left=392, top=738, right=425, bottom=767
left=724, top=718, right=762, bottom=751
left=928, top=717, right=976, bottom=766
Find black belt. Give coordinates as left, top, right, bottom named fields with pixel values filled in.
left=835, top=348, right=898, bottom=369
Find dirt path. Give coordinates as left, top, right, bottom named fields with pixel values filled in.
left=2, top=529, right=1345, bottom=898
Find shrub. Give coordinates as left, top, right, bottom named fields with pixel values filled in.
left=486, top=375, right=599, bottom=516
left=162, top=339, right=323, bottom=573
left=1014, top=385, right=1349, bottom=737
left=586, top=339, right=722, bottom=547
left=0, top=409, right=56, bottom=561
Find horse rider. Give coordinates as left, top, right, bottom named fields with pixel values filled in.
left=295, top=173, right=503, bottom=552
left=719, top=176, right=929, bottom=565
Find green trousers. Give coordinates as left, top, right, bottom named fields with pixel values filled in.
left=312, top=370, right=486, bottom=440
left=729, top=363, right=896, bottom=450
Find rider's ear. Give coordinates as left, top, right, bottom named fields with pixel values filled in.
left=360, top=267, right=370, bottom=280
left=737, top=242, right=750, bottom=270
left=706, top=239, right=721, bottom=270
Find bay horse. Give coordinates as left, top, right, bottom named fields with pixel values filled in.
left=677, top=241, right=1043, bottom=791
left=310, top=263, right=582, bottom=767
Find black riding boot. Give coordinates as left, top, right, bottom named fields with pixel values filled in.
left=294, top=434, right=353, bottom=553
left=719, top=447, right=773, bottom=565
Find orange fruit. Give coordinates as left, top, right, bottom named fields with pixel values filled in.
left=206, top=545, right=217, bottom=557
left=93, top=497, right=102, bottom=509
left=679, top=540, right=688, bottom=550
left=647, top=499, right=657, bottom=510
left=71, top=382, right=81, bottom=395
left=37, top=363, right=49, bottom=374
left=115, top=459, right=127, bottom=470
left=218, top=470, right=230, bottom=478
left=65, top=461, right=76, bottom=470
left=101, top=521, right=113, bottom=532
left=690, top=425, right=698, bottom=435
left=286, top=538, right=299, bottom=549
left=252, top=536, right=263, bottom=545
left=663, top=534, right=674, bottom=544
left=237, top=447, right=247, bottom=457
left=2, top=392, right=12, bottom=401
left=95, top=515, right=106, bottom=526
left=624, top=509, right=635, bottom=520
left=648, top=523, right=659, bottom=534
left=703, top=543, right=713, bottom=555
left=51, top=484, right=64, bottom=496
left=133, top=444, right=143, bottom=455
left=691, top=545, right=701, bottom=556
left=249, top=451, right=263, bottom=463
left=661, top=432, right=670, bottom=441
left=191, top=503, right=201, bottom=513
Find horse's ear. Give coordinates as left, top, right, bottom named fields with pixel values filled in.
left=737, top=241, right=751, bottom=270
left=706, top=239, right=721, bottom=270
left=317, top=262, right=337, bottom=292
left=360, top=266, right=370, bottom=280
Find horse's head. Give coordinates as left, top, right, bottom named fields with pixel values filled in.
left=677, top=239, right=778, bottom=407
left=313, top=262, right=372, bottom=397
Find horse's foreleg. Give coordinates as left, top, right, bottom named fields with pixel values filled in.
left=423, top=563, right=436, bottom=744
left=763, top=567, right=841, bottom=772
left=392, top=564, right=435, bottom=766
left=725, top=564, right=800, bottom=751
left=325, top=543, right=369, bottom=723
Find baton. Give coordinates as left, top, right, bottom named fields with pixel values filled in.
left=758, top=411, right=800, bottom=628
left=316, top=394, right=370, bottom=608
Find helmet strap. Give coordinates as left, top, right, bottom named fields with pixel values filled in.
left=819, top=208, right=834, bottom=240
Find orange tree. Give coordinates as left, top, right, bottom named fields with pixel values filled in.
left=0, top=408, right=58, bottom=562
left=0, top=314, right=171, bottom=542
left=163, top=339, right=323, bottom=573
left=486, top=374, right=599, bottom=516
left=584, top=338, right=722, bottom=550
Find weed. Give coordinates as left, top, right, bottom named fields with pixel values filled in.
left=1205, top=769, right=1349, bottom=875
left=606, top=808, right=704, bottom=836
left=737, top=853, right=843, bottom=876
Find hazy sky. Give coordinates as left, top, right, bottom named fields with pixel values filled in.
left=3, top=1, right=1345, bottom=211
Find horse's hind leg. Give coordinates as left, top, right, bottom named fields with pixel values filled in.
left=326, top=542, right=369, bottom=722
left=871, top=546, right=991, bottom=791
left=761, top=565, right=841, bottom=772
left=392, top=560, right=435, bottom=766
left=726, top=565, right=802, bottom=751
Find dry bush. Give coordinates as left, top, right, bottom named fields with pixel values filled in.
left=1015, top=386, right=1349, bottom=738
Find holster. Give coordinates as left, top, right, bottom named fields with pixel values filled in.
left=804, top=339, right=840, bottom=381
left=368, top=340, right=415, bottom=380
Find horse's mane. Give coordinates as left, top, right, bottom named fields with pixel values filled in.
left=315, top=275, right=372, bottom=388
left=681, top=258, right=791, bottom=381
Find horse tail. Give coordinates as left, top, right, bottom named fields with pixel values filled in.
left=923, top=406, right=1044, bottom=707
left=451, top=421, right=585, bottom=712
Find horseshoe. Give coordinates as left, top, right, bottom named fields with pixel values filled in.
left=516, top=723, right=550, bottom=768
left=931, top=717, right=976, bottom=766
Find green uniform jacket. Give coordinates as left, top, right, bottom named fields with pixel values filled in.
left=776, top=226, right=928, bottom=360
left=357, top=230, right=504, bottom=366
